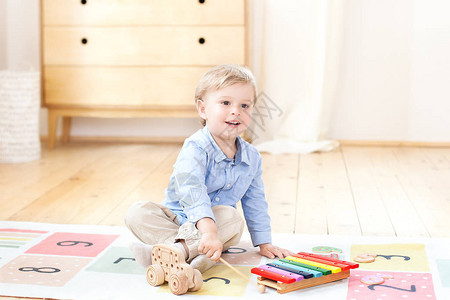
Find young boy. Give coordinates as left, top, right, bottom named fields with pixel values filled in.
left=125, top=64, right=292, bottom=273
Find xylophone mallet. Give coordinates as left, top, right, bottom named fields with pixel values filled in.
left=218, top=257, right=266, bottom=293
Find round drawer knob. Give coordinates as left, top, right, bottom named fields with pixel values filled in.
left=81, top=38, right=88, bottom=45
left=198, top=37, right=206, bottom=44
left=81, top=0, right=87, bottom=4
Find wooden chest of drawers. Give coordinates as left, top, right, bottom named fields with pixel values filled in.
left=41, top=0, right=246, bottom=148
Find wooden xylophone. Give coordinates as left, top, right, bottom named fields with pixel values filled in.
left=251, top=252, right=359, bottom=294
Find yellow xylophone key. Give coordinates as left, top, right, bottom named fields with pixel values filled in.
left=285, top=256, right=341, bottom=274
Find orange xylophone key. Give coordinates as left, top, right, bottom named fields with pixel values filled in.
left=297, top=252, right=359, bottom=269
left=292, top=253, right=351, bottom=271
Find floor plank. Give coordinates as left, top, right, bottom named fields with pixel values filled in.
left=261, top=153, right=298, bottom=233
left=368, top=147, right=429, bottom=237
left=295, top=152, right=328, bottom=235
left=295, top=148, right=361, bottom=236
left=8, top=144, right=174, bottom=224
left=99, top=146, right=180, bottom=226
left=341, top=146, right=396, bottom=236
left=2, top=143, right=449, bottom=239
left=0, top=143, right=109, bottom=220
left=393, top=147, right=450, bottom=237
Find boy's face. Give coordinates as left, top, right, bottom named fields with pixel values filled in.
left=197, top=83, right=254, bottom=144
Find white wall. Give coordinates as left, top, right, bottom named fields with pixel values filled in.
left=329, top=0, right=414, bottom=141
left=0, top=0, right=7, bottom=69
left=328, top=0, right=450, bottom=142
left=2, top=0, right=450, bottom=142
left=409, top=0, right=450, bottom=142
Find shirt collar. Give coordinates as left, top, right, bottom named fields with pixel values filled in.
left=235, top=136, right=251, bottom=165
left=202, top=126, right=250, bottom=165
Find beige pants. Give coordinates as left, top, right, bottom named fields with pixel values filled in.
left=124, top=201, right=245, bottom=262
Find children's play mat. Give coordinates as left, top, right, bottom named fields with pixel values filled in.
left=0, top=221, right=449, bottom=299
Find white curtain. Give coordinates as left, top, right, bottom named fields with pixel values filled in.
left=248, top=0, right=344, bottom=154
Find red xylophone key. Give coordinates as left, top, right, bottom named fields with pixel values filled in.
left=251, top=267, right=296, bottom=284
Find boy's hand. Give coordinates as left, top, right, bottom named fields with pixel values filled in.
left=259, top=243, right=294, bottom=259
left=198, top=232, right=223, bottom=262
left=196, top=217, right=223, bottom=262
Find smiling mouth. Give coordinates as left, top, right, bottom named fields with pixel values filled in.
left=226, top=121, right=241, bottom=126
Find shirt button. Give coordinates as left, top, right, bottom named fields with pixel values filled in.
left=228, top=164, right=232, bottom=168
left=215, top=197, right=220, bottom=202
left=226, top=183, right=231, bottom=188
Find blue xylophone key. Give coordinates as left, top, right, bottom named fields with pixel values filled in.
left=273, top=260, right=323, bottom=278
left=267, top=263, right=314, bottom=279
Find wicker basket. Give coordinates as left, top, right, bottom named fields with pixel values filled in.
left=0, top=70, right=41, bottom=163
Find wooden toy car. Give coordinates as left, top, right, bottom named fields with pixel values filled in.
left=146, top=244, right=203, bottom=295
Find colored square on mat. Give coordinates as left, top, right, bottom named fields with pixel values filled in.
left=0, top=228, right=47, bottom=249
left=86, top=247, right=146, bottom=275
left=158, top=264, right=253, bottom=296
left=221, top=241, right=262, bottom=265
left=26, top=232, right=118, bottom=257
left=351, top=244, right=429, bottom=272
left=0, top=228, right=48, bottom=234
left=436, top=259, right=450, bottom=288
left=0, top=255, right=91, bottom=287
left=347, top=270, right=436, bottom=300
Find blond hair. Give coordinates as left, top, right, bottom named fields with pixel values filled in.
left=195, top=64, right=257, bottom=104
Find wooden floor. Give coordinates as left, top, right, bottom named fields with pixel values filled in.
left=1, top=142, right=450, bottom=239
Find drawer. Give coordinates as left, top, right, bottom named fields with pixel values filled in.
left=43, top=27, right=245, bottom=66
left=42, top=0, right=245, bottom=26
left=44, top=66, right=210, bottom=107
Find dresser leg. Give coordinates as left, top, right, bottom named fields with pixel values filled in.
left=62, top=117, right=72, bottom=143
left=47, top=110, right=59, bottom=149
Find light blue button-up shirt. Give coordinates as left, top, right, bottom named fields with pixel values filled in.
left=162, top=126, right=272, bottom=247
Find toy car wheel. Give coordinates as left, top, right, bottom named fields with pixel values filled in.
left=188, top=269, right=203, bottom=292
left=169, top=272, right=189, bottom=295
left=146, top=264, right=165, bottom=286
